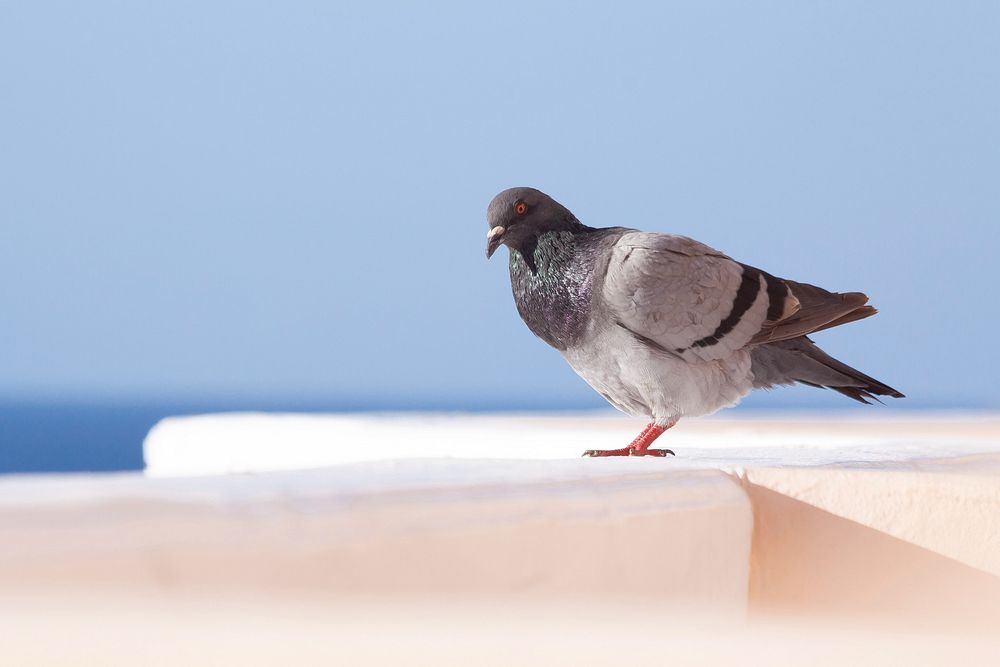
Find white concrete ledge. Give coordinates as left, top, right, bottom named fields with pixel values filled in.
left=144, top=412, right=1000, bottom=476
left=3, top=412, right=1000, bottom=659
left=139, top=412, right=1000, bottom=630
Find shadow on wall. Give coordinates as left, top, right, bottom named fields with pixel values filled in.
left=745, top=482, right=1000, bottom=633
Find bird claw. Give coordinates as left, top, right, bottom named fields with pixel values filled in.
left=642, top=448, right=675, bottom=457
left=582, top=448, right=629, bottom=457
left=582, top=447, right=675, bottom=458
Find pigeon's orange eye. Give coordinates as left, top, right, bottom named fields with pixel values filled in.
left=514, top=202, right=528, bottom=215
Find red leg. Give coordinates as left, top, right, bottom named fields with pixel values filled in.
left=582, top=420, right=677, bottom=457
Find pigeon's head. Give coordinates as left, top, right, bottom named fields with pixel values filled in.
left=486, top=187, right=581, bottom=259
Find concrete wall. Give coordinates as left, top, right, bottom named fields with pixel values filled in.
left=2, top=414, right=1000, bottom=663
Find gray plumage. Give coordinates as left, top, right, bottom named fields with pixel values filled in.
left=485, top=187, right=902, bottom=440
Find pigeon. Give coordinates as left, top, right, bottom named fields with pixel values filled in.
left=485, top=187, right=904, bottom=457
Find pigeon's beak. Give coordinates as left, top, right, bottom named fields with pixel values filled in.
left=485, top=225, right=506, bottom=259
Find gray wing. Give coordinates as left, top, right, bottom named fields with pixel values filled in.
left=602, top=231, right=875, bottom=362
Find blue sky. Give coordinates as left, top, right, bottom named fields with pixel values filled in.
left=1, top=1, right=997, bottom=409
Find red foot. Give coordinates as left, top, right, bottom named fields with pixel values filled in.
left=582, top=445, right=673, bottom=457
left=582, top=421, right=677, bottom=458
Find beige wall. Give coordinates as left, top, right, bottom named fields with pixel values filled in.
left=3, top=414, right=1000, bottom=663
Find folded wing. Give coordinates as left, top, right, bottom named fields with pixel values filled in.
left=602, top=231, right=878, bottom=362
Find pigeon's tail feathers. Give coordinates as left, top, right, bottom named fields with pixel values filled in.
left=809, top=304, right=879, bottom=334
left=751, top=277, right=879, bottom=344
left=750, top=337, right=904, bottom=404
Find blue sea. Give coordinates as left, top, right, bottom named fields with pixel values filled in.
left=0, top=395, right=607, bottom=475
